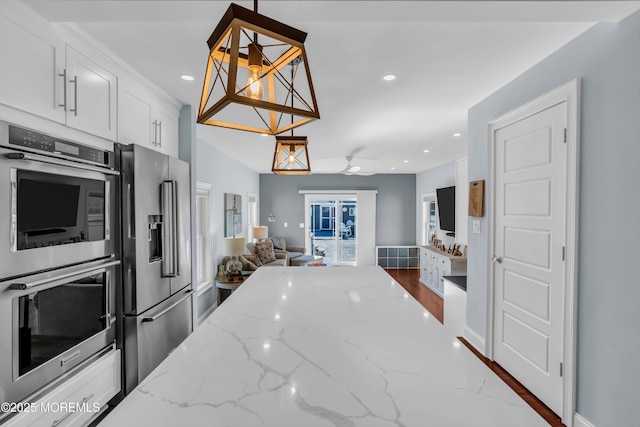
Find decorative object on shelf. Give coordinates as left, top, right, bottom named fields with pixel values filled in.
left=469, top=180, right=485, bottom=217
left=253, top=225, right=268, bottom=242
left=223, top=236, right=246, bottom=277
left=197, top=1, right=319, bottom=135
left=224, top=193, right=242, bottom=237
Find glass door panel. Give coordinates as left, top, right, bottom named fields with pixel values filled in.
left=308, top=197, right=356, bottom=265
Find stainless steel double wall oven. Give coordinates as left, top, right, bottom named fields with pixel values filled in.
left=0, top=122, right=118, bottom=405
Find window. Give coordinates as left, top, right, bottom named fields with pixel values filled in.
left=196, top=182, right=212, bottom=292
left=422, top=193, right=436, bottom=245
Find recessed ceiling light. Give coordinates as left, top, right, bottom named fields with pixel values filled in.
left=261, top=133, right=269, bottom=137
left=403, top=160, right=409, bottom=163
left=382, top=74, right=397, bottom=81
left=453, top=133, right=462, bottom=137
left=180, top=74, right=194, bottom=81
left=423, top=149, right=430, bottom=153
left=390, top=167, right=396, bottom=170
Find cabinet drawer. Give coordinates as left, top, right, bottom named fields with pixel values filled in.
left=4, top=349, right=121, bottom=427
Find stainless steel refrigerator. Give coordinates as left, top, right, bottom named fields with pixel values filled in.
left=117, top=144, right=193, bottom=394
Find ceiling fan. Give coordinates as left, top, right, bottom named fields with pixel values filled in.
left=340, top=156, right=373, bottom=176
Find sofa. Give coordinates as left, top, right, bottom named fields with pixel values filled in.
left=267, top=236, right=306, bottom=265
left=221, top=250, right=287, bottom=275
left=246, top=237, right=306, bottom=266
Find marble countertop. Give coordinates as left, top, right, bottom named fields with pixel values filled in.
left=100, top=266, right=547, bottom=427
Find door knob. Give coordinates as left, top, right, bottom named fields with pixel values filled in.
left=491, top=256, right=503, bottom=264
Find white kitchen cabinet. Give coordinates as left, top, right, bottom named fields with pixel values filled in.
left=0, top=9, right=65, bottom=124
left=64, top=45, right=117, bottom=141
left=0, top=5, right=117, bottom=141
left=3, top=349, right=121, bottom=427
left=118, top=77, right=179, bottom=157
left=419, top=246, right=466, bottom=297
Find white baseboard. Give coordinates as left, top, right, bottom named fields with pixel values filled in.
left=573, top=412, right=595, bottom=427
left=463, top=326, right=486, bottom=356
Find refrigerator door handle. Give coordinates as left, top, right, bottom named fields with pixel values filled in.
left=162, top=180, right=178, bottom=277
left=142, top=289, right=193, bottom=322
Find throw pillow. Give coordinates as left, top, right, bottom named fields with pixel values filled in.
left=270, top=236, right=283, bottom=250
left=239, top=254, right=261, bottom=271
left=256, top=239, right=276, bottom=264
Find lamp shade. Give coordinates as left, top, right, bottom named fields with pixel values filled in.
left=223, top=237, right=246, bottom=257
left=253, top=226, right=268, bottom=240
left=198, top=3, right=319, bottom=135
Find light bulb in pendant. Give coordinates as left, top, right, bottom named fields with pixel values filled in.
left=245, top=43, right=264, bottom=100
left=288, top=146, right=296, bottom=164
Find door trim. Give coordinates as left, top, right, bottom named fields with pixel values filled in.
left=486, top=79, right=580, bottom=425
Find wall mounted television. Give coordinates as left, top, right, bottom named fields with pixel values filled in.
left=436, top=186, right=456, bottom=234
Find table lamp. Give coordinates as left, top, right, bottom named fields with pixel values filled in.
left=253, top=226, right=268, bottom=242
left=223, top=237, right=246, bottom=277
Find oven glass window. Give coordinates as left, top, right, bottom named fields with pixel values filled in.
left=17, top=273, right=107, bottom=377
left=15, top=170, right=106, bottom=250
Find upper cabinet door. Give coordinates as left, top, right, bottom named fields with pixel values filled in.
left=0, top=14, right=65, bottom=124
left=118, top=78, right=154, bottom=147
left=65, top=45, right=117, bottom=141
left=155, top=101, right=179, bottom=158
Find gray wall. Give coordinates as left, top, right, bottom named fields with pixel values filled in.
left=467, top=11, right=640, bottom=426
left=415, top=161, right=456, bottom=245
left=259, top=174, right=416, bottom=248
left=195, top=138, right=260, bottom=317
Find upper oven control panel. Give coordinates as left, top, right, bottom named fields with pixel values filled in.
left=5, top=125, right=113, bottom=169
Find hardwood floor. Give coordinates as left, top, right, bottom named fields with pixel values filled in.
left=386, top=268, right=565, bottom=427
left=385, top=268, right=443, bottom=323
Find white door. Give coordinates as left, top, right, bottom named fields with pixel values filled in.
left=492, top=101, right=566, bottom=414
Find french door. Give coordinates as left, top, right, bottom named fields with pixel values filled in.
left=306, top=196, right=356, bottom=265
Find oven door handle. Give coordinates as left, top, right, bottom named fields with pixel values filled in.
left=9, top=260, right=121, bottom=291
left=5, top=152, right=119, bottom=176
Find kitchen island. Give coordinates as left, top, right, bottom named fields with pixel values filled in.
left=100, top=266, right=547, bottom=427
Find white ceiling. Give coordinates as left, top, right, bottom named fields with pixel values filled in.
left=22, top=0, right=640, bottom=174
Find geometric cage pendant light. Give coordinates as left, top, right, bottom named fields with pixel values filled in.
left=271, top=135, right=311, bottom=175
left=198, top=2, right=320, bottom=135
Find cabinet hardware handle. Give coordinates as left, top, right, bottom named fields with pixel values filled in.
left=152, top=120, right=159, bottom=146
left=51, top=393, right=95, bottom=426
left=58, top=69, right=67, bottom=111
left=69, top=75, right=78, bottom=116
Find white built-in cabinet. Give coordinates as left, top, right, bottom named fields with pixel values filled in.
left=118, top=77, right=179, bottom=157
left=3, top=349, right=121, bottom=427
left=0, top=11, right=117, bottom=141
left=419, top=246, right=466, bottom=297
left=0, top=1, right=180, bottom=155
